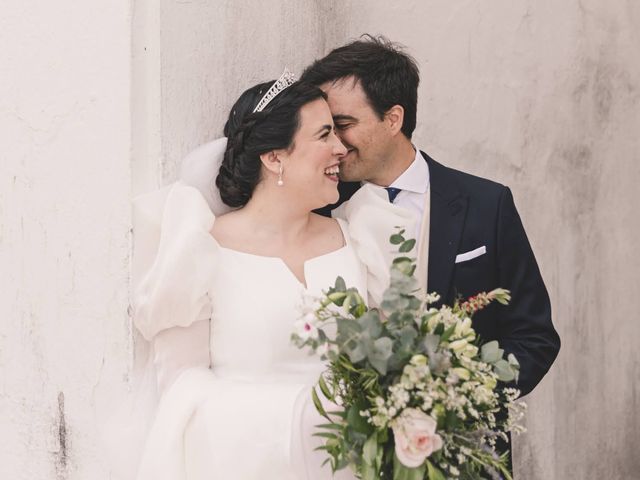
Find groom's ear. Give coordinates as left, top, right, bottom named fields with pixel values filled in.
left=384, top=105, right=405, bottom=137
left=259, top=150, right=281, bottom=175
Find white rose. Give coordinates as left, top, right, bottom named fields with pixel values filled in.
left=391, top=408, right=443, bottom=468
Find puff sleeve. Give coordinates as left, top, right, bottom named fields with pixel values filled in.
left=132, top=182, right=219, bottom=393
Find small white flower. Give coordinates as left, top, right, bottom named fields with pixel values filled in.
left=462, top=344, right=479, bottom=358
left=410, top=354, right=428, bottom=366
left=449, top=338, right=468, bottom=354
left=293, top=318, right=318, bottom=341
left=454, top=317, right=472, bottom=337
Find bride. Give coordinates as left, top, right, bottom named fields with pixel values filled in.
left=130, top=73, right=414, bottom=480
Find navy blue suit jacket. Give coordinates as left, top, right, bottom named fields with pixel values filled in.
left=318, top=152, right=560, bottom=396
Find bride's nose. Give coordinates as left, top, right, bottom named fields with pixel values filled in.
left=332, top=135, right=347, bottom=157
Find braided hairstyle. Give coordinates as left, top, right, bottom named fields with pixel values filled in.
left=216, top=80, right=327, bottom=207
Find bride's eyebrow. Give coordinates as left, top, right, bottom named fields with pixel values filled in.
left=314, top=125, right=333, bottom=136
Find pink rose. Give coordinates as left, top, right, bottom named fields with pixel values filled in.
left=391, top=408, right=443, bottom=468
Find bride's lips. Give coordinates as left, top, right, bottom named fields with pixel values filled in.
left=324, top=163, right=340, bottom=183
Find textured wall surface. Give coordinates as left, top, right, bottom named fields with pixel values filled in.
left=152, top=0, right=350, bottom=187
left=0, top=1, right=132, bottom=479
left=2, top=1, right=638, bottom=479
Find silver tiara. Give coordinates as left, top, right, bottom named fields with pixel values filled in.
left=252, top=68, right=297, bottom=113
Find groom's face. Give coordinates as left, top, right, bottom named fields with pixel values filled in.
left=321, top=77, right=393, bottom=185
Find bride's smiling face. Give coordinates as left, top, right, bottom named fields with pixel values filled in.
left=278, top=99, right=347, bottom=208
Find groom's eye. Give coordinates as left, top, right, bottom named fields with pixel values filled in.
left=335, top=123, right=351, bottom=131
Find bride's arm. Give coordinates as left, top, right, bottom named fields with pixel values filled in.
left=152, top=319, right=211, bottom=394
left=133, top=183, right=218, bottom=395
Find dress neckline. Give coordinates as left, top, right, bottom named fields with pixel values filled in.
left=210, top=218, right=349, bottom=289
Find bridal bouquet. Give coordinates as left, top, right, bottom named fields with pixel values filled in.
left=292, top=230, right=525, bottom=480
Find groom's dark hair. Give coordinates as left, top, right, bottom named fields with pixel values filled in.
left=301, top=35, right=420, bottom=139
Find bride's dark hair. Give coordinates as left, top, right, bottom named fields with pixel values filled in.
left=216, top=80, right=327, bottom=208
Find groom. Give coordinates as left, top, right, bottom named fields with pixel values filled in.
left=302, top=36, right=560, bottom=399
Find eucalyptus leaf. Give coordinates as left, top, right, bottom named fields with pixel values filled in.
left=337, top=317, right=362, bottom=338
left=358, top=311, right=383, bottom=338
left=368, top=337, right=393, bottom=375
left=398, top=326, right=418, bottom=350
left=399, top=238, right=417, bottom=253
left=390, top=233, right=405, bottom=245
left=344, top=341, right=366, bottom=363
left=392, top=256, right=413, bottom=265
left=493, top=359, right=516, bottom=382
left=423, top=334, right=440, bottom=356
left=507, top=352, right=520, bottom=367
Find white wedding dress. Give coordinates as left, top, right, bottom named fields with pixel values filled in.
left=128, top=181, right=417, bottom=480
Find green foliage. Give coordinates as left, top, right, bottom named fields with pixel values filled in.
left=292, top=227, right=522, bottom=479
left=393, top=454, right=426, bottom=480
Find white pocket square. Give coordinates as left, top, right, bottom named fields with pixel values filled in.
left=455, top=246, right=486, bottom=264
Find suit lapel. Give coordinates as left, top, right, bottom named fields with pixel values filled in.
left=424, top=154, right=468, bottom=302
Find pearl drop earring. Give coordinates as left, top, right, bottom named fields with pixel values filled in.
left=277, top=162, right=284, bottom=186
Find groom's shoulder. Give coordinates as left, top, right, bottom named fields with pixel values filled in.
left=422, top=151, right=506, bottom=199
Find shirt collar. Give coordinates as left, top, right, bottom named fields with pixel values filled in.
left=388, top=147, right=429, bottom=194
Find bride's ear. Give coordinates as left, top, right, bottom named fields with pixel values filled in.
left=259, top=150, right=282, bottom=176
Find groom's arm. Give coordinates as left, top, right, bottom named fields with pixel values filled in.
left=495, top=187, right=561, bottom=396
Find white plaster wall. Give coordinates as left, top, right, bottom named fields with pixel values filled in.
left=0, top=1, right=132, bottom=478
left=153, top=0, right=349, bottom=184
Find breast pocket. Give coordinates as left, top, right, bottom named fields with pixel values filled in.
left=452, top=245, right=493, bottom=298
left=455, top=246, right=486, bottom=264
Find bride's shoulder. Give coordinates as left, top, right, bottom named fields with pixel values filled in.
left=309, top=212, right=342, bottom=231
left=309, top=213, right=347, bottom=246
left=209, top=209, right=246, bottom=245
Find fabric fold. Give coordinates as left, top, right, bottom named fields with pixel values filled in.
left=133, top=182, right=218, bottom=340
left=333, top=184, right=418, bottom=306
